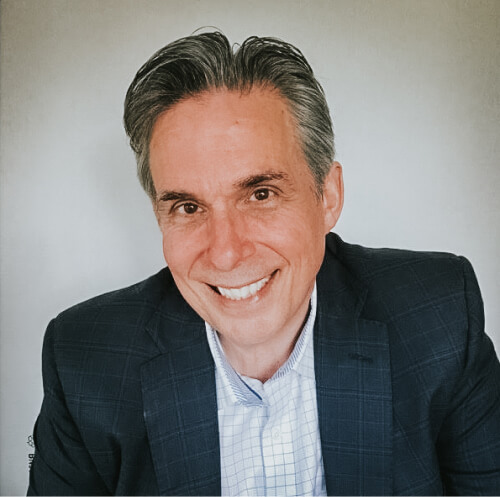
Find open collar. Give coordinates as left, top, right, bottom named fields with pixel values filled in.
left=205, top=284, right=317, bottom=407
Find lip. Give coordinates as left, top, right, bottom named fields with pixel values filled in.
left=208, top=270, right=277, bottom=302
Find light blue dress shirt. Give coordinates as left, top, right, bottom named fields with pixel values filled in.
left=206, top=285, right=326, bottom=496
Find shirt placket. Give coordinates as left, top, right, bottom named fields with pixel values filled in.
left=261, top=376, right=297, bottom=495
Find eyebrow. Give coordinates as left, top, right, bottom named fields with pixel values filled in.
left=156, top=171, right=291, bottom=203
left=157, top=191, right=196, bottom=203
left=236, top=172, right=291, bottom=190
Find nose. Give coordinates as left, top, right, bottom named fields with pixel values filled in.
left=205, top=209, right=255, bottom=271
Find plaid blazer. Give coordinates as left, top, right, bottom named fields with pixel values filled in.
left=28, top=233, right=500, bottom=495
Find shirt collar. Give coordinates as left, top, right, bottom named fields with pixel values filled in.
left=205, top=284, right=317, bottom=406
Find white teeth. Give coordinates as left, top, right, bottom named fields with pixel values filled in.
left=217, top=275, right=271, bottom=301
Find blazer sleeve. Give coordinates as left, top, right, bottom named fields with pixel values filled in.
left=28, top=319, right=109, bottom=496
left=436, top=257, right=500, bottom=495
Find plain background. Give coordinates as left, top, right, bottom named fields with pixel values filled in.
left=1, top=0, right=499, bottom=494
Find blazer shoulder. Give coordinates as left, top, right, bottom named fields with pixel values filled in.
left=61, top=267, right=172, bottom=311
left=328, top=233, right=474, bottom=294
left=48, top=268, right=176, bottom=346
left=325, top=233, right=482, bottom=327
left=329, top=232, right=467, bottom=276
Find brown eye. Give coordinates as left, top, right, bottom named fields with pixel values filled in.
left=253, top=188, right=270, bottom=201
left=181, top=203, right=198, bottom=214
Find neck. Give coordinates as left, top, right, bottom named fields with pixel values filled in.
left=221, top=333, right=300, bottom=382
left=219, top=304, right=311, bottom=383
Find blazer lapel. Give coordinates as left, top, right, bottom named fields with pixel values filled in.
left=315, top=239, right=393, bottom=495
left=140, top=285, right=220, bottom=496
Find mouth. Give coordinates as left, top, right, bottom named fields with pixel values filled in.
left=210, top=272, right=276, bottom=301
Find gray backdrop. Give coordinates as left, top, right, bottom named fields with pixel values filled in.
left=1, top=1, right=499, bottom=494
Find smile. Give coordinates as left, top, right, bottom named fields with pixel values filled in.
left=215, top=275, right=271, bottom=301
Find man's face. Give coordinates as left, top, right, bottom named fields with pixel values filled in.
left=149, top=88, right=343, bottom=351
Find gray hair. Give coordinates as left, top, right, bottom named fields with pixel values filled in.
left=124, top=31, right=334, bottom=199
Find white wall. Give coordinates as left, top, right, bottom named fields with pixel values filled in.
left=1, top=0, right=499, bottom=493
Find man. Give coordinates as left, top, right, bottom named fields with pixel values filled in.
left=29, top=32, right=500, bottom=496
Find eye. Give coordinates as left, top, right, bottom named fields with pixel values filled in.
left=177, top=202, right=199, bottom=215
left=252, top=188, right=272, bottom=201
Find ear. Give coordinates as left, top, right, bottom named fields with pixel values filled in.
left=322, top=161, right=344, bottom=233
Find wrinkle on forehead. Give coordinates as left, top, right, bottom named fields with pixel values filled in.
left=149, top=88, right=305, bottom=181
left=151, top=87, right=298, bottom=145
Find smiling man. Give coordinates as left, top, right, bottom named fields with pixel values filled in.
left=29, top=32, right=500, bottom=496
left=150, top=89, right=342, bottom=383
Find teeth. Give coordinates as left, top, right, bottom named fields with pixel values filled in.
left=217, top=275, right=270, bottom=301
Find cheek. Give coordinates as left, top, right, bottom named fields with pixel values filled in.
left=252, top=206, right=325, bottom=249
left=279, top=209, right=326, bottom=264
left=161, top=231, right=196, bottom=277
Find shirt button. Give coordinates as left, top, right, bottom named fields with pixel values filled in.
left=273, top=429, right=281, bottom=440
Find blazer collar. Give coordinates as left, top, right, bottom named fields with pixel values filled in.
left=315, top=234, right=393, bottom=495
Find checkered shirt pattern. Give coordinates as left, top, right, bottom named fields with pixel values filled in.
left=206, top=285, right=326, bottom=496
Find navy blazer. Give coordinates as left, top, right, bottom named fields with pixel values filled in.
left=29, top=234, right=500, bottom=495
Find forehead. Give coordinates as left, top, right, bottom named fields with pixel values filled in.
left=155, top=86, right=296, bottom=133
left=151, top=88, right=302, bottom=158
left=149, top=88, right=311, bottom=192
